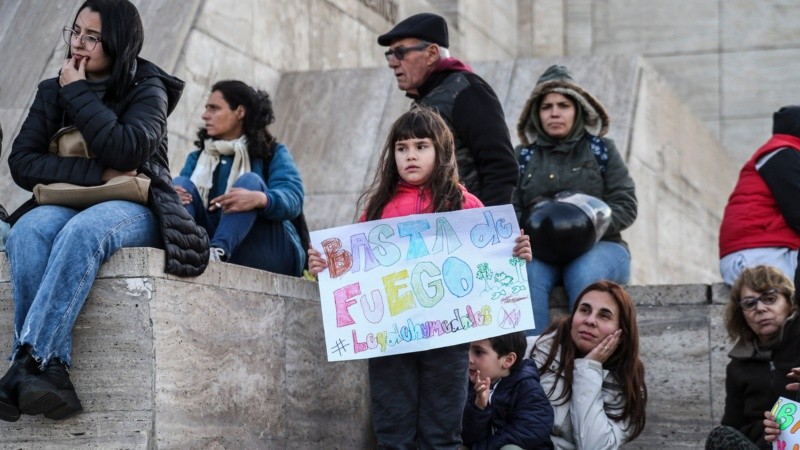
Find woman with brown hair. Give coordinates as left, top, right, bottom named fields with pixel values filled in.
left=707, top=265, right=800, bottom=450
left=531, top=280, right=647, bottom=449
left=514, top=65, right=637, bottom=337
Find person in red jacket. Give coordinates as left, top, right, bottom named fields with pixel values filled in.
left=308, top=107, right=532, bottom=449
left=719, top=106, right=800, bottom=286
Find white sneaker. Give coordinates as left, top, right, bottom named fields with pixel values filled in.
left=209, top=247, right=226, bottom=262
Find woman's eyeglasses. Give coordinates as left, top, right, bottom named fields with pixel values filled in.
left=384, top=42, right=431, bottom=62
left=739, top=288, right=781, bottom=312
left=62, top=27, right=101, bottom=51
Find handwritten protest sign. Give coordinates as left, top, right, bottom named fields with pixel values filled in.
left=311, top=204, right=534, bottom=362
left=771, top=396, right=800, bottom=449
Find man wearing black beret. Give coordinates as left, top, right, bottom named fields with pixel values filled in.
left=378, top=12, right=517, bottom=208
left=369, top=14, right=519, bottom=450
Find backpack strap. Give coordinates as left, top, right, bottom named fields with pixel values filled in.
left=517, top=145, right=535, bottom=176
left=518, top=135, right=608, bottom=176
left=589, top=135, right=608, bottom=174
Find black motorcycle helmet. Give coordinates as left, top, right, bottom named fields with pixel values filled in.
left=524, top=191, right=611, bottom=265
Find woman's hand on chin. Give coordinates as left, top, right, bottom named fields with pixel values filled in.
left=60, top=56, right=86, bottom=87
left=586, top=329, right=621, bottom=364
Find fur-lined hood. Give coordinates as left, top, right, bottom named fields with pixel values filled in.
left=516, top=65, right=610, bottom=146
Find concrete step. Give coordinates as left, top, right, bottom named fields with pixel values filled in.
left=0, top=248, right=730, bottom=448
left=0, top=248, right=371, bottom=448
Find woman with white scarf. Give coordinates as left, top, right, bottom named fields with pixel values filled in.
left=174, top=80, right=305, bottom=276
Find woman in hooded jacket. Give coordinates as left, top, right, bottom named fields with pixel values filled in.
left=513, top=65, right=637, bottom=336
left=0, top=0, right=207, bottom=422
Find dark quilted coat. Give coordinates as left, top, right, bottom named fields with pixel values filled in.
left=462, top=359, right=554, bottom=449
left=7, top=58, right=209, bottom=276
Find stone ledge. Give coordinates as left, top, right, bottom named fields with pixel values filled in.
left=0, top=248, right=370, bottom=448
left=0, top=248, right=731, bottom=448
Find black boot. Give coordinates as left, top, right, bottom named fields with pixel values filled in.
left=0, top=348, right=39, bottom=422
left=18, top=359, right=82, bottom=420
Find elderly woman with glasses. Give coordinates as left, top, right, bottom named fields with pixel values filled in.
left=706, top=265, right=800, bottom=450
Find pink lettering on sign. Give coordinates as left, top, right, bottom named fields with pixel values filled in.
left=333, top=283, right=360, bottom=327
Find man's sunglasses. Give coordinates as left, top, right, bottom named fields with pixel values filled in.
left=384, top=42, right=431, bottom=62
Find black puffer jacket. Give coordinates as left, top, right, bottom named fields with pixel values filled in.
left=0, top=123, right=5, bottom=222
left=8, top=58, right=209, bottom=276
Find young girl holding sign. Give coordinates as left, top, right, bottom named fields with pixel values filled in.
left=308, top=107, right=532, bottom=449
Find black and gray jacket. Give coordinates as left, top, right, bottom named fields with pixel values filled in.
left=723, top=314, right=800, bottom=449
left=409, top=58, right=518, bottom=207
left=8, top=58, right=209, bottom=276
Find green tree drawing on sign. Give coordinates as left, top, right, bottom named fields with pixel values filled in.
left=476, top=262, right=494, bottom=292
left=509, top=257, right=526, bottom=282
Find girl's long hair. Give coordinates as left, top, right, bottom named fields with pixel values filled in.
left=358, top=107, right=463, bottom=221
left=69, top=0, right=143, bottom=102
left=194, top=80, right=277, bottom=160
left=536, top=280, right=647, bottom=442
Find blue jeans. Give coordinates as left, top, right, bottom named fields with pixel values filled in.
left=526, top=241, right=630, bottom=336
left=174, top=174, right=298, bottom=275
left=719, top=247, right=798, bottom=286
left=6, top=202, right=160, bottom=367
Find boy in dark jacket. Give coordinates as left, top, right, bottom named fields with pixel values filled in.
left=463, top=331, right=554, bottom=450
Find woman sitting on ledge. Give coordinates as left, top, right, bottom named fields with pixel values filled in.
left=707, top=265, right=800, bottom=450
left=0, top=0, right=207, bottom=423
left=174, top=80, right=305, bottom=276
left=531, top=280, right=647, bottom=449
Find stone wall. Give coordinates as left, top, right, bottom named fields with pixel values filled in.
left=0, top=248, right=733, bottom=448
left=0, top=248, right=371, bottom=448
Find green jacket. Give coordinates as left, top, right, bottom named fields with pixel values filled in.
left=512, top=133, right=637, bottom=250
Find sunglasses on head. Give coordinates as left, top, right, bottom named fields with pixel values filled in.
left=384, top=42, right=431, bottom=62
left=739, top=288, right=781, bottom=312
